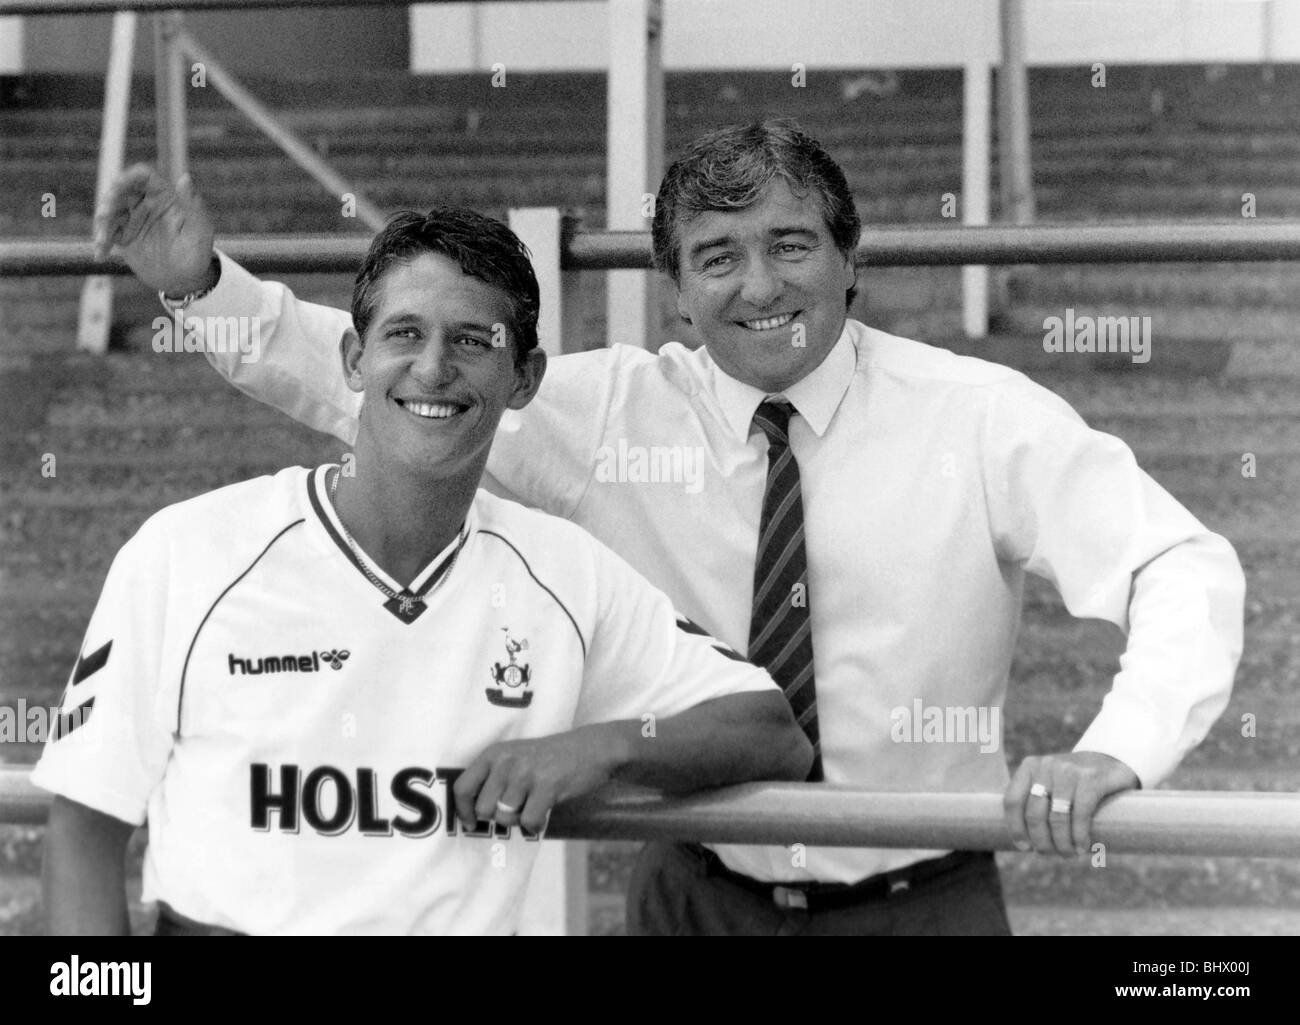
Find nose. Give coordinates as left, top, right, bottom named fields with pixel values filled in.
left=739, top=254, right=782, bottom=308
left=408, top=336, right=456, bottom=386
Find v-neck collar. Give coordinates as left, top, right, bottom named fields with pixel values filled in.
left=305, top=464, right=471, bottom=614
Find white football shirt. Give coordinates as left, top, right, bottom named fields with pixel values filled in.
left=33, top=465, right=778, bottom=934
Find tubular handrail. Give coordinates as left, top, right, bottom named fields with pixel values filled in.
left=0, top=0, right=500, bottom=14
left=2, top=766, right=1297, bottom=856
left=6, top=222, right=1300, bottom=278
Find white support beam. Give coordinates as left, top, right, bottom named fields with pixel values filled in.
left=605, top=0, right=663, bottom=351
left=76, top=11, right=136, bottom=354
left=0, top=15, right=23, bottom=72
left=962, top=1, right=992, bottom=339
left=508, top=207, right=563, bottom=356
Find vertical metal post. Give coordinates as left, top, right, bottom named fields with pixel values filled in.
left=1261, top=0, right=1275, bottom=84
left=997, top=0, right=1034, bottom=225
left=962, top=1, right=992, bottom=339
left=469, top=1, right=483, bottom=70
left=605, top=0, right=664, bottom=351
left=77, top=11, right=137, bottom=354
left=154, top=10, right=188, bottom=183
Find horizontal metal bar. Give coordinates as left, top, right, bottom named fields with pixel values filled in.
left=10, top=223, right=1300, bottom=278
left=3, top=767, right=1298, bottom=856
left=1, top=767, right=50, bottom=827
left=0, top=0, right=531, bottom=15
left=565, top=222, right=1300, bottom=269
left=545, top=784, right=1300, bottom=856
left=0, top=236, right=370, bottom=276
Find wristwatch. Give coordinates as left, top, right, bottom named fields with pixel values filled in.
left=158, top=255, right=222, bottom=314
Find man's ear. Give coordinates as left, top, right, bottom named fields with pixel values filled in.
left=341, top=326, right=365, bottom=394
left=507, top=347, right=547, bottom=410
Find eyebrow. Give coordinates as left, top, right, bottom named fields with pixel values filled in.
left=375, top=312, right=422, bottom=329
left=445, top=319, right=498, bottom=333
left=375, top=313, right=498, bottom=334
left=687, top=226, right=821, bottom=261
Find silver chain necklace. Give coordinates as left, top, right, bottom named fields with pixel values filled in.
left=328, top=466, right=465, bottom=617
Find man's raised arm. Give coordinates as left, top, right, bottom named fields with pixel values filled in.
left=95, top=164, right=360, bottom=444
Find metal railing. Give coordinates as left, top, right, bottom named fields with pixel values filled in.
left=4, top=767, right=1299, bottom=857
left=0, top=0, right=528, bottom=13
left=7, top=221, right=1300, bottom=277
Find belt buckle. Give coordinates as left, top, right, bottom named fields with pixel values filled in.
left=772, top=885, right=808, bottom=910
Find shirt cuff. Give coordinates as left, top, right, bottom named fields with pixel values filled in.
left=29, top=761, right=148, bottom=829
left=1072, top=701, right=1180, bottom=790
left=188, top=249, right=265, bottom=321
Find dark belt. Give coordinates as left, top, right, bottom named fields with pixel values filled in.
left=155, top=902, right=246, bottom=936
left=686, top=845, right=992, bottom=913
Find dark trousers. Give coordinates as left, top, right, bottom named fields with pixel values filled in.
left=626, top=842, right=1013, bottom=936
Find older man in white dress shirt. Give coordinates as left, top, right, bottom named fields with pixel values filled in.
left=93, top=119, right=1245, bottom=935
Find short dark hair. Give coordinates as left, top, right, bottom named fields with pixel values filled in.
left=351, top=207, right=540, bottom=363
left=652, top=119, right=862, bottom=308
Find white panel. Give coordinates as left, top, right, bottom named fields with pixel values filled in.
left=406, top=0, right=1300, bottom=72
left=1270, top=0, right=1300, bottom=60
left=0, top=16, right=24, bottom=74
left=480, top=1, right=607, bottom=71
left=410, top=3, right=476, bottom=73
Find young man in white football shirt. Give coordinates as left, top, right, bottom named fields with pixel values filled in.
left=35, top=207, right=812, bottom=936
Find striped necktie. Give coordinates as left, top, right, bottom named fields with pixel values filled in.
left=749, top=399, right=823, bottom=781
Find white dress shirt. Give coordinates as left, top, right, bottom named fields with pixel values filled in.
left=190, top=252, right=1245, bottom=884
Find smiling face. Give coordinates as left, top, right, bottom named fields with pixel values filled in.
left=673, top=178, right=857, bottom=394
left=342, top=251, right=544, bottom=483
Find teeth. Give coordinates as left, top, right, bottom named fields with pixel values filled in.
left=741, top=312, right=796, bottom=331
left=402, top=400, right=462, bottom=419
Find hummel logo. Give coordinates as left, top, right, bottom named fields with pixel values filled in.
left=320, top=649, right=351, bottom=670
left=228, top=649, right=351, bottom=676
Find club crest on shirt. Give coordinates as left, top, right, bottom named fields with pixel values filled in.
left=487, top=628, right=532, bottom=708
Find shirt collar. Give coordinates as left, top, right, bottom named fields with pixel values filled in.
left=712, top=322, right=859, bottom=442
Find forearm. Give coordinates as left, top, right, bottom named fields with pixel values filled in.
left=1075, top=531, right=1246, bottom=786
left=43, top=797, right=134, bottom=936
left=597, top=692, right=814, bottom=793
left=188, top=251, right=361, bottom=444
